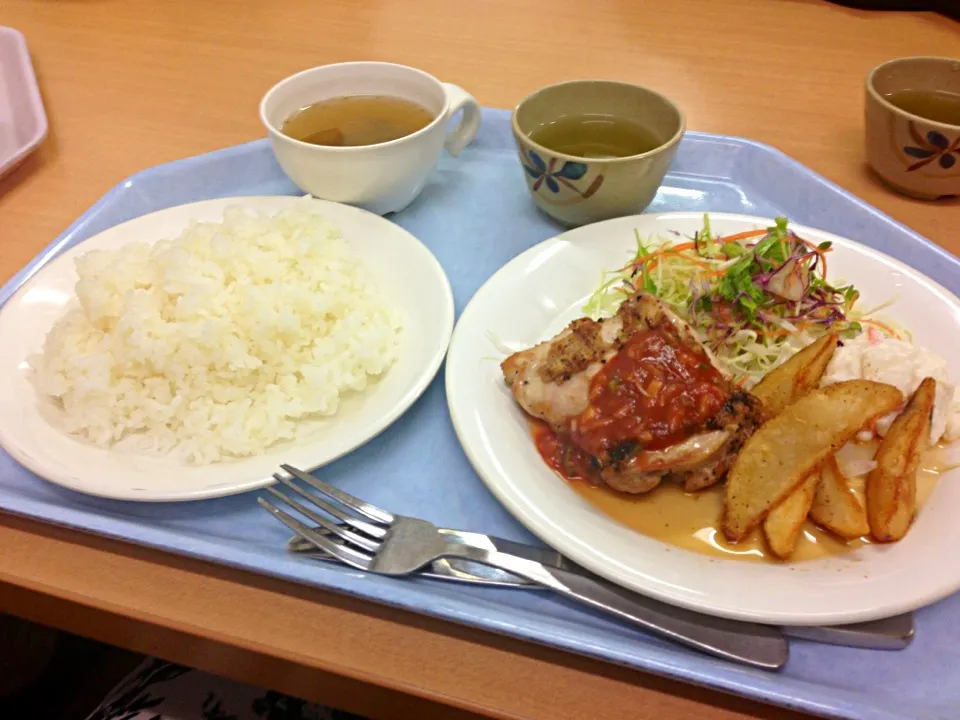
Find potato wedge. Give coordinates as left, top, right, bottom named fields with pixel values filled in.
left=763, top=473, right=816, bottom=559
left=809, top=455, right=870, bottom=539
left=793, top=334, right=839, bottom=398
left=751, top=333, right=839, bottom=417
left=723, top=380, right=903, bottom=541
left=867, top=377, right=935, bottom=542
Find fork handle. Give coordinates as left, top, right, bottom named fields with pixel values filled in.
left=443, top=544, right=788, bottom=671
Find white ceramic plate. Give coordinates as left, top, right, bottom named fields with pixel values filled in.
left=0, top=196, right=453, bottom=501
left=446, top=211, right=960, bottom=626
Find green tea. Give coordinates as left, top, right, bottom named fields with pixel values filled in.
left=885, top=89, right=960, bottom=127
left=281, top=95, right=434, bottom=147
left=529, top=114, right=662, bottom=158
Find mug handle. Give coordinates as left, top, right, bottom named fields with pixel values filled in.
left=441, top=83, right=482, bottom=157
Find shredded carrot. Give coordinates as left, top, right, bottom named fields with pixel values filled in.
left=664, top=252, right=713, bottom=269
left=623, top=242, right=697, bottom=270
left=631, top=247, right=713, bottom=273
left=861, top=318, right=901, bottom=339
left=716, top=229, right=768, bottom=244
left=796, top=236, right=830, bottom=279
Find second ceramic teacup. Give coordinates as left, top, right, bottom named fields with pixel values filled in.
left=261, top=62, right=482, bottom=215
left=511, top=80, right=685, bottom=227
left=865, top=56, right=960, bottom=200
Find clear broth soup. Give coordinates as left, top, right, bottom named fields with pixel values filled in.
left=281, top=95, right=435, bottom=147
left=529, top=113, right=663, bottom=159
left=885, top=89, right=960, bottom=127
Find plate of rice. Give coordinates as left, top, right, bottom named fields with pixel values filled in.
left=0, top=196, right=453, bottom=501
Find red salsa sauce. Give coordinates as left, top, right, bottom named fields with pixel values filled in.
left=532, top=419, right=599, bottom=482
left=532, top=328, right=730, bottom=480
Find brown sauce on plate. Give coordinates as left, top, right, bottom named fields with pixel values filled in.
left=536, top=427, right=950, bottom=563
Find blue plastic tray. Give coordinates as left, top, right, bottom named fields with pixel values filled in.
left=3, top=108, right=959, bottom=720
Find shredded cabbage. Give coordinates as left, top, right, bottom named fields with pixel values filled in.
left=583, top=215, right=879, bottom=385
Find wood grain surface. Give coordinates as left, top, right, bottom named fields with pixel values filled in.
left=1, top=1, right=958, bottom=718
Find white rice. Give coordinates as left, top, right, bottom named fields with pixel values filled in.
left=31, top=199, right=403, bottom=464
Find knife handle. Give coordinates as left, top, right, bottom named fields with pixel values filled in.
left=783, top=614, right=914, bottom=650
left=443, top=544, right=788, bottom=671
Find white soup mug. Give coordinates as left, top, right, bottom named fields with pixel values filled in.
left=260, top=62, right=481, bottom=215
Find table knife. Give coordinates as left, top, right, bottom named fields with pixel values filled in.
left=288, top=529, right=914, bottom=651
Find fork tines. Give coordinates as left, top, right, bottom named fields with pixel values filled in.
left=258, top=464, right=394, bottom=571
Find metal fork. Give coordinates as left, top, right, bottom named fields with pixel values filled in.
left=259, top=464, right=789, bottom=670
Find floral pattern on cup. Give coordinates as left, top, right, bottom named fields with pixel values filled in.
left=522, top=149, right=604, bottom=201
left=903, top=123, right=960, bottom=172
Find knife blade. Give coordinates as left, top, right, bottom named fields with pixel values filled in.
left=288, top=528, right=914, bottom=650
left=782, top=614, right=914, bottom=650
left=441, top=541, right=789, bottom=670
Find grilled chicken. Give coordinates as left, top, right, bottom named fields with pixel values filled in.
left=502, top=292, right=764, bottom=494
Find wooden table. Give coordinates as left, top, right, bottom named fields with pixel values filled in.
left=1, top=1, right=957, bottom=718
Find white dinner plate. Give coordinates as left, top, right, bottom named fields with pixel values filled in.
left=446, top=211, right=960, bottom=626
left=0, top=196, right=453, bottom=501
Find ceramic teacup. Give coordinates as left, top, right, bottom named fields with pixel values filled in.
left=260, top=62, right=482, bottom=215
left=511, top=80, right=685, bottom=227
left=865, top=56, right=960, bottom=200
